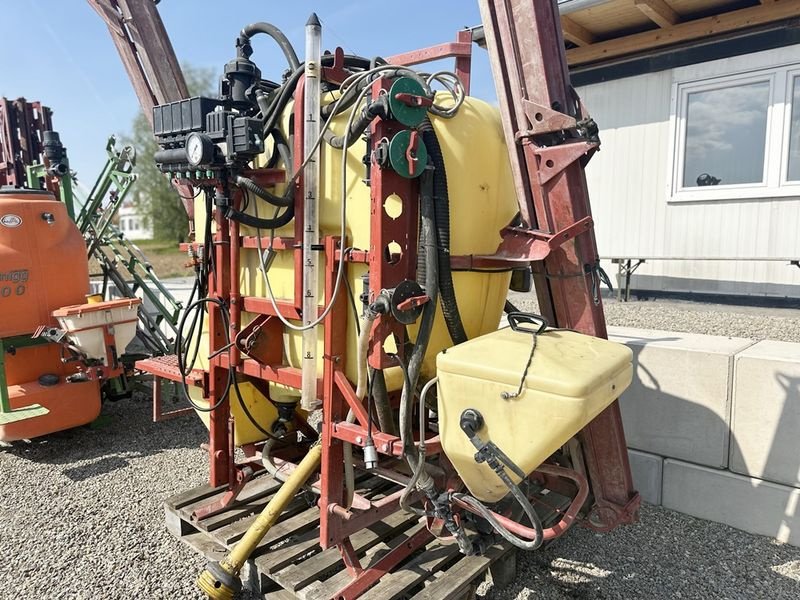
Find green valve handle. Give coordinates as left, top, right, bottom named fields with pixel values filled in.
left=388, top=130, right=428, bottom=179
left=388, top=77, right=431, bottom=127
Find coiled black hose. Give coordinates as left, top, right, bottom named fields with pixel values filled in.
left=418, top=118, right=468, bottom=345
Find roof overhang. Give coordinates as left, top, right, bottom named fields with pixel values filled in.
left=556, top=0, right=799, bottom=68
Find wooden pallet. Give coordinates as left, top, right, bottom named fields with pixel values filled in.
left=165, top=471, right=568, bottom=599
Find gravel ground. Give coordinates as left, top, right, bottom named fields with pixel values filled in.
left=2, top=298, right=800, bottom=599
left=0, top=394, right=261, bottom=600
left=509, top=291, right=800, bottom=343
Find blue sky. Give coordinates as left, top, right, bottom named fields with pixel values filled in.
left=1, top=1, right=494, bottom=183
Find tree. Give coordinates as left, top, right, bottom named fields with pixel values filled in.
left=123, top=64, right=215, bottom=242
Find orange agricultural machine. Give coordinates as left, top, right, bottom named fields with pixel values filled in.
left=92, top=0, right=640, bottom=597
left=0, top=99, right=140, bottom=441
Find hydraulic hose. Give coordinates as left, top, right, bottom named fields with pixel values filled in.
left=418, top=118, right=467, bottom=345
left=240, top=22, right=300, bottom=71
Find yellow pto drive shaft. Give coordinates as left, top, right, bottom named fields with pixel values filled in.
left=197, top=444, right=322, bottom=599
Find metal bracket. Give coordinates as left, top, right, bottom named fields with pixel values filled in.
left=235, top=314, right=282, bottom=366
left=519, top=99, right=577, bottom=137
left=534, top=141, right=598, bottom=185
left=489, top=216, right=594, bottom=263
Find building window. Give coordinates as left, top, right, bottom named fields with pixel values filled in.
left=671, top=65, right=800, bottom=201
left=786, top=75, right=800, bottom=182
left=683, top=80, right=770, bottom=188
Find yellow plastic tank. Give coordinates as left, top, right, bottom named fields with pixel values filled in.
left=436, top=326, right=633, bottom=503
left=188, top=94, right=518, bottom=440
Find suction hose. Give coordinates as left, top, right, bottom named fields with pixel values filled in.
left=197, top=444, right=322, bottom=600
left=418, top=118, right=467, bottom=345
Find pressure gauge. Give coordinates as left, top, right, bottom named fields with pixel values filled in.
left=185, top=132, right=213, bottom=167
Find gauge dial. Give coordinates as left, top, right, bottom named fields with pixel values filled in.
left=186, top=132, right=211, bottom=167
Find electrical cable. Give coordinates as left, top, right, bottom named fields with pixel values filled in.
left=175, top=296, right=231, bottom=412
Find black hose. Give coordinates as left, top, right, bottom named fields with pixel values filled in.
left=371, top=368, right=396, bottom=436
left=225, top=202, right=294, bottom=229
left=261, top=66, right=304, bottom=134
left=419, top=118, right=467, bottom=345
left=235, top=175, right=293, bottom=208
left=452, top=491, right=543, bottom=551
left=240, top=22, right=300, bottom=71
left=175, top=296, right=230, bottom=412
left=325, top=96, right=388, bottom=149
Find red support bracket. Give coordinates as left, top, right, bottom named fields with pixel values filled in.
left=332, top=524, right=433, bottom=600
left=519, top=99, right=578, bottom=138
left=532, top=141, right=599, bottom=185
left=489, top=216, right=594, bottom=263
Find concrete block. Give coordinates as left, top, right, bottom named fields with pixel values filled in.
left=608, top=326, right=753, bottom=468
left=663, top=459, right=800, bottom=547
left=730, top=340, right=800, bottom=487
left=628, top=449, right=663, bottom=505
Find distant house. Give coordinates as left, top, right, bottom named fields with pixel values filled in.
left=557, top=0, right=800, bottom=298
left=117, top=199, right=152, bottom=240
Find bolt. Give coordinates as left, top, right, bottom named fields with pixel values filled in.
left=355, top=436, right=363, bottom=444
left=381, top=444, right=389, bottom=452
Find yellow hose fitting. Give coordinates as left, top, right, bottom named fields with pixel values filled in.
left=197, top=444, right=323, bottom=598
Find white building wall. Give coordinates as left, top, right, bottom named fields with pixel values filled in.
left=578, top=45, right=800, bottom=297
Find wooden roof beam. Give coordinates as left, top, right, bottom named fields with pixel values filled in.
left=561, top=16, right=597, bottom=47
left=635, top=0, right=680, bottom=28
left=567, top=0, right=798, bottom=66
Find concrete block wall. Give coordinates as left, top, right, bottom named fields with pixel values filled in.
left=609, top=327, right=800, bottom=547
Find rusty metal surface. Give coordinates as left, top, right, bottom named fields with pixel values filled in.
left=0, top=97, right=55, bottom=191
left=88, top=0, right=195, bottom=216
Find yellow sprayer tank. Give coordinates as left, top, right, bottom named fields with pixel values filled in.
left=436, top=326, right=633, bottom=503
left=188, top=96, right=518, bottom=444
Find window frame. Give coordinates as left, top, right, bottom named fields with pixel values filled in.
left=670, top=69, right=779, bottom=202
left=665, top=54, right=800, bottom=204
left=779, top=67, right=800, bottom=187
